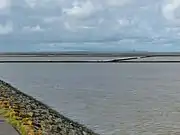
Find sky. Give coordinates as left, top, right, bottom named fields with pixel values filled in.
left=0, top=0, right=180, bottom=52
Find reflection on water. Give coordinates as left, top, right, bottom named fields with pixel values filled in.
left=0, top=57, right=179, bottom=134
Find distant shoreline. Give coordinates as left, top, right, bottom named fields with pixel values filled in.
left=0, top=54, right=179, bottom=63
left=1, top=52, right=180, bottom=57
left=0, top=53, right=180, bottom=63
left=1, top=60, right=180, bottom=63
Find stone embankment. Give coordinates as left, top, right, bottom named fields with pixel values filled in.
left=0, top=80, right=99, bottom=135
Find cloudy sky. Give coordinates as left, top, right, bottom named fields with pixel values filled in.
left=0, top=0, right=180, bottom=52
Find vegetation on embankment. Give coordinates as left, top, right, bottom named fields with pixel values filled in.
left=0, top=80, right=99, bottom=135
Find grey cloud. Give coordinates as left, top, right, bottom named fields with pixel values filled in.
left=0, top=0, right=179, bottom=43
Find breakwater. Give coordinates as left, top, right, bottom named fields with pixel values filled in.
left=0, top=80, right=99, bottom=135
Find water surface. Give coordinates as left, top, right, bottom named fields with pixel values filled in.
left=0, top=57, right=180, bottom=134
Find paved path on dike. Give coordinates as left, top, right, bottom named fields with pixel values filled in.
left=0, top=116, right=19, bottom=135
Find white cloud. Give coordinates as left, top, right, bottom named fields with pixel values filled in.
left=162, top=0, right=180, bottom=22
left=63, top=21, right=95, bottom=32
left=105, top=0, right=131, bottom=7
left=78, top=25, right=95, bottom=29
left=0, top=0, right=179, bottom=52
left=62, top=0, right=132, bottom=19
left=64, top=21, right=79, bottom=32
left=64, top=22, right=72, bottom=30
left=23, top=25, right=44, bottom=32
left=0, top=0, right=10, bottom=14
left=25, top=0, right=63, bottom=8
left=0, top=21, right=13, bottom=35
left=63, top=1, right=96, bottom=19
left=25, top=0, right=37, bottom=8
left=118, top=19, right=131, bottom=26
left=98, top=18, right=104, bottom=24
left=0, top=0, right=177, bottom=44
left=43, top=17, right=60, bottom=23
left=0, top=0, right=10, bottom=9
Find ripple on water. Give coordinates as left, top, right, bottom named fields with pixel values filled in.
left=0, top=63, right=180, bottom=134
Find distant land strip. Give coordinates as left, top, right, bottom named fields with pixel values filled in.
left=1, top=52, right=180, bottom=57
left=0, top=54, right=179, bottom=63
left=0, top=60, right=180, bottom=63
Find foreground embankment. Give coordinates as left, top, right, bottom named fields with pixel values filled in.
left=0, top=80, right=99, bottom=135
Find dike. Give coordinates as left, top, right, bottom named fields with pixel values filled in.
left=0, top=80, right=99, bottom=135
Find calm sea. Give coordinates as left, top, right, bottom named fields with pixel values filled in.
left=0, top=57, right=180, bottom=135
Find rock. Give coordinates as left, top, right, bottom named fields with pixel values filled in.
left=0, top=81, right=99, bottom=135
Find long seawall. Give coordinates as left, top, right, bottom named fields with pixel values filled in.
left=0, top=80, right=99, bottom=135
